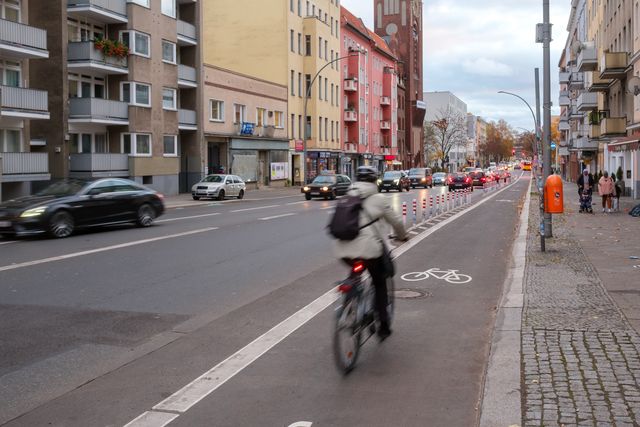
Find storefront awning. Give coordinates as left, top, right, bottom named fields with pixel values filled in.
left=608, top=137, right=640, bottom=152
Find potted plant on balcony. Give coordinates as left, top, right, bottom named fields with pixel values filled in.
left=94, top=37, right=129, bottom=59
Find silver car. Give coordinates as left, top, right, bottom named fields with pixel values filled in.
left=191, top=174, right=246, bottom=200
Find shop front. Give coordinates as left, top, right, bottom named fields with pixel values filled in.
left=229, top=138, right=290, bottom=188
left=306, top=151, right=340, bottom=182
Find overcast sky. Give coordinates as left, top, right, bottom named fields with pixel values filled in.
left=340, top=0, right=571, bottom=132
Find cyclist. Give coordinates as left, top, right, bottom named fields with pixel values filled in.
left=334, top=166, right=407, bottom=341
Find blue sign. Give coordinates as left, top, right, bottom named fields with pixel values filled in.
left=550, top=143, right=556, bottom=150
left=240, top=122, right=254, bottom=136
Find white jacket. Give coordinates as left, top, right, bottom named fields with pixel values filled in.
left=333, top=181, right=407, bottom=260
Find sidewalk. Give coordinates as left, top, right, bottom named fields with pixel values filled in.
left=522, top=181, right=640, bottom=426
left=163, top=186, right=302, bottom=209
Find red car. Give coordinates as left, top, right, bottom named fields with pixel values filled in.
left=470, top=171, right=488, bottom=187
left=448, top=172, right=473, bottom=191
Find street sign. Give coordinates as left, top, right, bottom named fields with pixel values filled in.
left=550, top=143, right=556, bottom=150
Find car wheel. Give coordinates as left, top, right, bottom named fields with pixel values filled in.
left=305, top=194, right=312, bottom=200
left=192, top=196, right=200, bottom=201
left=217, top=190, right=225, bottom=201
left=48, top=211, right=74, bottom=239
left=330, top=190, right=337, bottom=200
left=136, top=203, right=156, bottom=227
left=237, top=190, right=245, bottom=200
left=411, top=185, right=415, bottom=189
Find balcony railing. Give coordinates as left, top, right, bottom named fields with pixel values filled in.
left=569, top=71, right=584, bottom=89
left=0, top=18, right=48, bottom=59
left=380, top=120, right=391, bottom=130
left=178, top=64, right=197, bottom=87
left=600, top=117, right=626, bottom=135
left=1, top=152, right=49, bottom=178
left=559, top=71, right=570, bottom=84
left=575, top=136, right=598, bottom=150
left=68, top=41, right=128, bottom=75
left=179, top=108, right=197, bottom=129
left=559, top=120, right=570, bottom=131
left=577, top=45, right=597, bottom=72
left=577, top=92, right=597, bottom=111
left=69, top=153, right=129, bottom=177
left=0, top=86, right=49, bottom=118
left=559, top=91, right=570, bottom=106
left=344, top=110, right=357, bottom=122
left=588, top=124, right=601, bottom=139
left=344, top=78, right=357, bottom=92
left=380, top=96, right=391, bottom=106
left=586, top=71, right=611, bottom=92
left=177, top=20, right=197, bottom=45
left=68, top=98, right=129, bottom=124
left=599, top=52, right=628, bottom=80
left=66, top=0, right=127, bottom=24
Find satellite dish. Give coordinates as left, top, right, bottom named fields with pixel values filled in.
left=627, top=76, right=640, bottom=96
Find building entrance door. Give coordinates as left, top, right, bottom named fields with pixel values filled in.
left=208, top=143, right=221, bottom=174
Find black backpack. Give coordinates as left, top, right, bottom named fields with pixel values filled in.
left=328, top=193, right=378, bottom=241
left=630, top=204, right=640, bottom=218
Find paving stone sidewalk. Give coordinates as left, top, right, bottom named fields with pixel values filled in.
left=522, top=185, right=640, bottom=427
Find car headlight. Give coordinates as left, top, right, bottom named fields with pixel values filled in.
left=322, top=186, right=329, bottom=192
left=394, top=179, right=399, bottom=184
left=20, top=206, right=47, bottom=218
left=377, top=179, right=382, bottom=185
left=421, top=177, right=427, bottom=182
left=303, top=186, right=310, bottom=192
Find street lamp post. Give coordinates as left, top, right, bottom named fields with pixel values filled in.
left=302, top=53, right=359, bottom=183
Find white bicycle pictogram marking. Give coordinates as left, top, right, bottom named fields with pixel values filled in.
left=401, top=268, right=472, bottom=284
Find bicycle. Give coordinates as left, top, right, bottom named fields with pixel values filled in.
left=401, top=268, right=472, bottom=284
left=333, top=259, right=395, bottom=375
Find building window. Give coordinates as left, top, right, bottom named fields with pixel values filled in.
left=298, top=72, right=302, bottom=97
left=0, top=60, right=21, bottom=87
left=121, top=82, right=151, bottom=107
left=210, top=99, right=224, bottom=121
left=162, top=88, right=177, bottom=110
left=305, top=74, right=311, bottom=98
left=298, top=0, right=301, bottom=16
left=162, top=40, right=176, bottom=63
left=1, top=0, right=20, bottom=22
left=324, top=40, right=328, bottom=60
left=161, top=0, right=176, bottom=18
left=129, top=0, right=150, bottom=7
left=290, top=0, right=294, bottom=12
left=274, top=111, right=284, bottom=128
left=120, top=31, right=150, bottom=57
left=331, top=121, right=334, bottom=141
left=305, top=35, right=311, bottom=56
left=122, top=133, right=152, bottom=156
left=234, top=104, right=246, bottom=123
left=331, top=17, right=334, bottom=35
left=318, top=37, right=322, bottom=58
left=290, top=29, right=295, bottom=52
left=291, top=113, right=295, bottom=138
left=331, top=83, right=334, bottom=105
left=291, top=70, right=295, bottom=96
left=319, top=116, right=322, bottom=140
left=0, top=128, right=21, bottom=152
left=324, top=78, right=328, bottom=102
left=256, top=107, right=267, bottom=127
left=298, top=32, right=302, bottom=54
left=318, top=75, right=322, bottom=100
left=325, top=118, right=328, bottom=141
left=163, top=135, right=178, bottom=157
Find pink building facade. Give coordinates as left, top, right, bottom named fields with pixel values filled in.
left=341, top=7, right=399, bottom=177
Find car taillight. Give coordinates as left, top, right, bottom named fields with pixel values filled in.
left=352, top=261, right=365, bottom=273
left=338, top=283, right=353, bottom=293
left=465, top=177, right=471, bottom=183
left=481, top=177, right=486, bottom=182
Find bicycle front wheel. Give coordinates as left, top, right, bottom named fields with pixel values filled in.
left=333, top=297, right=361, bottom=375
left=386, top=277, right=395, bottom=328
left=444, top=272, right=472, bottom=284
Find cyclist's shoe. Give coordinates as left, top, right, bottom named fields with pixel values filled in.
left=378, top=324, right=392, bottom=342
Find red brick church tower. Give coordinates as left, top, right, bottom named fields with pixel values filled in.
left=374, top=0, right=425, bottom=167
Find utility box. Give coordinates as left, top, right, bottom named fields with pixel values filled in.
left=544, top=175, right=564, bottom=214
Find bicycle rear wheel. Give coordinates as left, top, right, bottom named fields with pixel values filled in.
left=333, top=296, right=361, bottom=374
left=386, top=277, right=395, bottom=328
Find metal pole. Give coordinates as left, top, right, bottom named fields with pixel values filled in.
left=535, top=68, right=545, bottom=252
left=542, top=0, right=553, bottom=238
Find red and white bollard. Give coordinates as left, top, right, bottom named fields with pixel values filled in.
left=429, top=196, right=434, bottom=218
left=402, top=202, right=407, bottom=224
left=441, top=194, right=445, bottom=213
left=412, top=199, right=417, bottom=223
left=446, top=192, right=451, bottom=211
left=422, top=198, right=427, bottom=220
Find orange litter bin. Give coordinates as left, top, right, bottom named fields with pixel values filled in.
left=544, top=175, right=564, bottom=214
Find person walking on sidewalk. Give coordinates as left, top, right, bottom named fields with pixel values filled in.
left=614, top=175, right=625, bottom=212
left=598, top=171, right=615, bottom=213
left=577, top=169, right=594, bottom=213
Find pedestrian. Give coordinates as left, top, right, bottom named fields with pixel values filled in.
left=598, top=171, right=615, bottom=213
left=614, top=175, right=625, bottom=212
left=577, top=168, right=594, bottom=213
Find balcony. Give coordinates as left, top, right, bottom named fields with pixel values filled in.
left=0, top=19, right=48, bottom=59
left=559, top=91, right=570, bottom=106
left=344, top=110, right=357, bottom=122
left=588, top=124, right=601, bottom=139
left=577, top=45, right=597, bottom=72
left=559, top=71, right=570, bottom=84
left=586, top=71, right=611, bottom=92
left=577, top=92, right=597, bottom=111
left=1, top=152, right=50, bottom=182
left=68, top=41, right=128, bottom=76
left=344, top=78, right=358, bottom=92
left=380, top=96, right=391, bottom=106
left=178, top=64, right=197, bottom=88
left=569, top=71, right=584, bottom=90
left=380, top=120, right=391, bottom=130
left=600, top=117, right=626, bottom=136
left=559, top=120, right=570, bottom=131
left=177, top=20, right=197, bottom=46
left=68, top=98, right=129, bottom=125
left=69, top=153, right=129, bottom=178
left=179, top=108, right=197, bottom=130
left=569, top=105, right=583, bottom=120
left=599, top=52, right=628, bottom=80
left=575, top=136, right=599, bottom=150
left=67, top=0, right=127, bottom=24
left=0, top=86, right=49, bottom=119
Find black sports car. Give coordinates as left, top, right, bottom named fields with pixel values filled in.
left=0, top=178, right=165, bottom=238
left=301, top=174, right=352, bottom=200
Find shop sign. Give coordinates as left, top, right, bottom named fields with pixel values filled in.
left=384, top=155, right=396, bottom=161
left=362, top=154, right=373, bottom=160
left=295, top=140, right=304, bottom=152
left=374, top=155, right=384, bottom=160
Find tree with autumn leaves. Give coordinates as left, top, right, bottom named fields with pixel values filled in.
left=423, top=106, right=468, bottom=169
left=478, top=119, right=514, bottom=165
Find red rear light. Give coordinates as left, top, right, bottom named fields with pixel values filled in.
left=338, top=283, right=353, bottom=293
left=481, top=177, right=486, bottom=182
left=352, top=262, right=365, bottom=273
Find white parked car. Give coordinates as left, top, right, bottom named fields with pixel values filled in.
left=191, top=174, right=246, bottom=200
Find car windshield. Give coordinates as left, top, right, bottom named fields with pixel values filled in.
left=35, top=180, right=87, bottom=197
left=202, top=175, right=225, bottom=183
left=312, top=175, right=336, bottom=184
left=383, top=171, right=401, bottom=179
left=470, top=172, right=484, bottom=178
left=408, top=168, right=423, bottom=175
left=433, top=173, right=446, bottom=178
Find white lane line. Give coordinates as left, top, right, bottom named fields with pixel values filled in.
left=123, top=411, right=178, bottom=427
left=0, top=240, right=17, bottom=246
left=124, top=174, right=528, bottom=426
left=230, top=205, right=280, bottom=213
left=0, top=227, right=218, bottom=273
left=156, top=213, right=221, bottom=223
left=286, top=201, right=308, bottom=206
left=258, top=213, right=297, bottom=221
left=320, top=206, right=334, bottom=210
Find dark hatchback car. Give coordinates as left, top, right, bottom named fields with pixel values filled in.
left=407, top=167, right=433, bottom=188
left=469, top=171, right=489, bottom=187
left=302, top=174, right=352, bottom=200
left=378, top=171, right=410, bottom=192
left=0, top=178, right=165, bottom=238
left=448, top=172, right=473, bottom=191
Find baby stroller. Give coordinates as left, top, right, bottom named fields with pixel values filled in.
left=579, top=190, right=593, bottom=213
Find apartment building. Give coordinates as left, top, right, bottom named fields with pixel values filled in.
left=341, top=6, right=398, bottom=177
left=0, top=0, right=50, bottom=202
left=203, top=0, right=342, bottom=184
left=29, top=0, right=200, bottom=196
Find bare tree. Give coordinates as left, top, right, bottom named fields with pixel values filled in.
left=423, top=121, right=440, bottom=167
left=428, top=106, right=468, bottom=170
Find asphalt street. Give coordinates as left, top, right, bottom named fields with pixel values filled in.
left=0, top=173, right=529, bottom=426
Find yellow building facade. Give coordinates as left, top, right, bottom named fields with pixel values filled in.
left=203, top=0, right=343, bottom=183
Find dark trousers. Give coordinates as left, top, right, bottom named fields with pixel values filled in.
left=364, top=257, right=390, bottom=328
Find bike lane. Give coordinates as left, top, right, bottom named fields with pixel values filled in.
left=149, top=176, right=532, bottom=427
